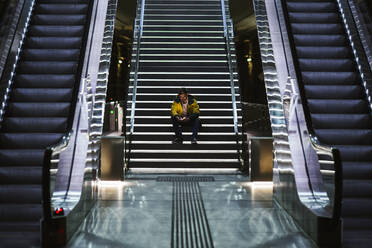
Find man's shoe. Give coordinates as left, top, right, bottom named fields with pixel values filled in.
left=172, top=138, right=183, bottom=144
left=191, top=138, right=197, bottom=144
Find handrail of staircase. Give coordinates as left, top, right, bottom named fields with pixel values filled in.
left=220, top=0, right=241, bottom=161
left=126, top=0, right=145, bottom=166
left=278, top=0, right=343, bottom=222
left=220, top=0, right=238, bottom=136
left=0, top=0, right=35, bottom=129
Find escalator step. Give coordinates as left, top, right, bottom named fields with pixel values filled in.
left=35, top=4, right=88, bottom=15
left=301, top=71, right=358, bottom=85
left=32, top=14, right=87, bottom=25
left=0, top=235, right=40, bottom=248
left=0, top=185, right=42, bottom=204
left=28, top=25, right=84, bottom=37
left=0, top=149, right=44, bottom=166
left=298, top=58, right=354, bottom=72
left=296, top=46, right=351, bottom=59
left=10, top=88, right=73, bottom=102
left=25, top=36, right=82, bottom=49
left=294, top=34, right=347, bottom=46
left=288, top=12, right=339, bottom=23
left=336, top=145, right=372, bottom=161
left=14, top=74, right=75, bottom=88
left=0, top=222, right=41, bottom=234
left=343, top=219, right=372, bottom=236
left=304, top=85, right=364, bottom=99
left=0, top=167, right=42, bottom=185
left=314, top=129, right=372, bottom=145
left=17, top=61, right=77, bottom=74
left=0, top=133, right=64, bottom=149
left=307, top=99, right=369, bottom=114
left=343, top=230, right=372, bottom=248
left=6, top=102, right=70, bottom=117
left=287, top=2, right=337, bottom=13
left=2, top=117, right=67, bottom=133
left=343, top=180, right=372, bottom=198
left=22, top=49, right=80, bottom=61
left=342, top=198, right=372, bottom=217
left=0, top=205, right=42, bottom=222
left=342, top=161, right=372, bottom=180
left=291, top=23, right=343, bottom=34
left=311, top=114, right=372, bottom=129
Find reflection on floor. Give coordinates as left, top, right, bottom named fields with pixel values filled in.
left=67, top=174, right=317, bottom=248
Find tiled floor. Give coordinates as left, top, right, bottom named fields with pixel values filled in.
left=67, top=174, right=317, bottom=248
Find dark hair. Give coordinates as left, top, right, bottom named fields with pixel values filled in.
left=178, top=87, right=188, bottom=95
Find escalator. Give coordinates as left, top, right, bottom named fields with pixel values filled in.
left=281, top=0, right=372, bottom=246
left=0, top=0, right=92, bottom=246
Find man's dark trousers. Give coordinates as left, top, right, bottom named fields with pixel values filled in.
left=171, top=116, right=200, bottom=140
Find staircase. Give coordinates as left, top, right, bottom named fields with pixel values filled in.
left=282, top=0, right=372, bottom=246
left=126, top=0, right=242, bottom=168
left=0, top=0, right=91, bottom=246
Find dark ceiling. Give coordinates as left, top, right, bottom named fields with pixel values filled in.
left=115, top=0, right=256, bottom=33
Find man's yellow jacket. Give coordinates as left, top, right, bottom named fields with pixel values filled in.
left=171, top=95, right=200, bottom=120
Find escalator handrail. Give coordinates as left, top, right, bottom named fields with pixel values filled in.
left=279, top=0, right=343, bottom=222
left=42, top=0, right=95, bottom=221
left=0, top=0, right=26, bottom=87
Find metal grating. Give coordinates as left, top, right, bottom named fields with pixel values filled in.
left=171, top=179, right=214, bottom=248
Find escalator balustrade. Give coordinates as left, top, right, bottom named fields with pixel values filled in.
left=0, top=0, right=91, bottom=246
left=283, top=0, right=372, bottom=246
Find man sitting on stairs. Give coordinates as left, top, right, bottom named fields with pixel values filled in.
left=171, top=88, right=200, bottom=144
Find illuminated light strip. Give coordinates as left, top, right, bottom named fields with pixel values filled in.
left=130, top=78, right=238, bottom=81
left=130, top=85, right=238, bottom=88
left=129, top=168, right=239, bottom=174
left=129, top=93, right=238, bottom=96
left=128, top=124, right=242, bottom=127
left=128, top=108, right=241, bottom=111
left=128, top=116, right=241, bottom=119
left=137, top=48, right=227, bottom=50
left=130, top=71, right=235, bottom=74
left=144, top=13, right=222, bottom=15
left=143, top=25, right=222, bottom=28
left=130, top=158, right=239, bottom=162
left=146, top=3, right=221, bottom=5
left=131, top=150, right=237, bottom=153
left=136, top=54, right=232, bottom=56
left=132, top=140, right=241, bottom=144
left=129, top=101, right=234, bottom=103
left=144, top=20, right=223, bottom=22
left=143, top=30, right=223, bottom=33
left=142, top=36, right=223, bottom=38
left=134, top=42, right=225, bottom=44
left=136, top=60, right=228, bottom=63
left=132, top=132, right=236, bottom=135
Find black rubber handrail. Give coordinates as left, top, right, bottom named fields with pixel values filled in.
left=279, top=0, right=343, bottom=223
